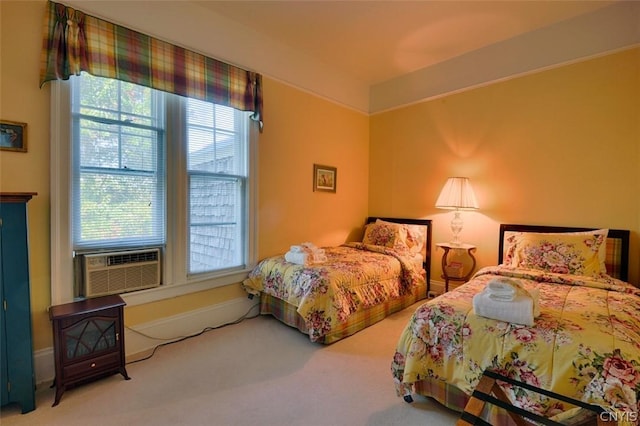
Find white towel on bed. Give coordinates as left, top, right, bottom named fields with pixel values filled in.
left=289, top=242, right=318, bottom=253
left=285, top=243, right=327, bottom=265
left=473, top=284, right=540, bottom=326
left=285, top=251, right=310, bottom=265
left=486, top=278, right=521, bottom=301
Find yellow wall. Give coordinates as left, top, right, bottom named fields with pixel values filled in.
left=256, top=78, right=370, bottom=256
left=1, top=1, right=52, bottom=351
left=371, top=47, right=640, bottom=285
left=0, top=1, right=369, bottom=349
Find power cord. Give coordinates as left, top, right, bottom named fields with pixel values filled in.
left=125, top=302, right=260, bottom=365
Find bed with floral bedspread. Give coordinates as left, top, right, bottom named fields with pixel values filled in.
left=242, top=217, right=431, bottom=344
left=391, top=225, right=640, bottom=425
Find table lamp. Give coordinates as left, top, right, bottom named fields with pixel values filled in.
left=435, top=177, right=478, bottom=245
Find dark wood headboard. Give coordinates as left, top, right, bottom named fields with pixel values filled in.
left=366, top=217, right=432, bottom=285
left=498, top=224, right=630, bottom=282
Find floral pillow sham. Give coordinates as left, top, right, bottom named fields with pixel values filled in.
left=503, top=229, right=608, bottom=277
left=362, top=220, right=427, bottom=259
left=363, top=221, right=407, bottom=249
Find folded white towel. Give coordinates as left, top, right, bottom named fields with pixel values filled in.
left=290, top=242, right=320, bottom=253
left=488, top=293, right=515, bottom=302
left=284, top=246, right=327, bottom=265
left=487, top=280, right=517, bottom=294
left=285, top=251, right=310, bottom=265
left=473, top=287, right=540, bottom=326
left=486, top=278, right=523, bottom=301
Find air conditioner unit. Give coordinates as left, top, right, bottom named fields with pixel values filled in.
left=82, top=248, right=161, bottom=297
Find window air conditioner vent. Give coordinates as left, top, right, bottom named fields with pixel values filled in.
left=82, top=248, right=161, bottom=298
left=107, top=250, right=159, bottom=266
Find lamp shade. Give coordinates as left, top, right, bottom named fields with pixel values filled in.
left=435, top=177, right=479, bottom=210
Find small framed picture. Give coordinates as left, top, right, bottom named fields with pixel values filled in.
left=0, top=120, right=27, bottom=152
left=313, top=164, right=337, bottom=193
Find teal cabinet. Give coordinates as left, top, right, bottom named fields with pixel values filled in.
left=0, top=192, right=36, bottom=414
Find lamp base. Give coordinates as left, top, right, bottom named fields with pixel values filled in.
left=450, top=211, right=463, bottom=246
left=449, top=239, right=463, bottom=247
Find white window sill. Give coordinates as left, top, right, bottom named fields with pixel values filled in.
left=120, top=269, right=251, bottom=307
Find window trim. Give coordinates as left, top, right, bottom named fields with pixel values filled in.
left=71, top=79, right=167, bottom=250
left=50, top=80, right=259, bottom=307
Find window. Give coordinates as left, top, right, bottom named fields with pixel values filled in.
left=72, top=75, right=166, bottom=250
left=50, top=73, right=257, bottom=305
left=186, top=99, right=248, bottom=274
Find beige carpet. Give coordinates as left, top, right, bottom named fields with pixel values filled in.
left=1, top=301, right=460, bottom=426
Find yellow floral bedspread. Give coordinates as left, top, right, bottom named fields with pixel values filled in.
left=242, top=243, right=425, bottom=342
left=392, top=266, right=640, bottom=425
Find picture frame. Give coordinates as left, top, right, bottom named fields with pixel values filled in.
left=313, top=164, right=337, bottom=193
left=0, top=120, right=27, bottom=152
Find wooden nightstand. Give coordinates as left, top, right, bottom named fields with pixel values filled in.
left=436, top=242, right=477, bottom=292
left=49, top=294, right=130, bottom=406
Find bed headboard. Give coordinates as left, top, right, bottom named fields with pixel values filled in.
left=366, top=217, right=432, bottom=285
left=498, top=224, right=630, bottom=282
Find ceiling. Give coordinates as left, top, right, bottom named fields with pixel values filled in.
left=195, top=1, right=617, bottom=87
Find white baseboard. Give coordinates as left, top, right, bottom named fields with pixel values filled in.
left=33, top=296, right=259, bottom=387
left=428, top=280, right=445, bottom=297
left=124, top=296, right=258, bottom=359
left=34, top=347, right=55, bottom=389
left=428, top=279, right=466, bottom=298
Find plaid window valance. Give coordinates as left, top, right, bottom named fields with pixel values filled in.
left=39, top=1, right=263, bottom=129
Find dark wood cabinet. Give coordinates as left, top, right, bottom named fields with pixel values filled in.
left=0, top=192, right=37, bottom=414
left=49, top=294, right=130, bottom=406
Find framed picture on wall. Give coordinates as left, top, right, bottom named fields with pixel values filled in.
left=0, top=120, right=27, bottom=152
left=313, top=164, right=337, bottom=193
